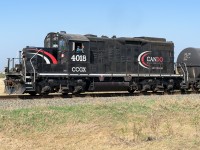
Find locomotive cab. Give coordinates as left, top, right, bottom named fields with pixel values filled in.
left=44, top=32, right=90, bottom=74
left=68, top=40, right=90, bottom=74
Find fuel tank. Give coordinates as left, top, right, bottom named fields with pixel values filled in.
left=89, top=82, right=129, bottom=91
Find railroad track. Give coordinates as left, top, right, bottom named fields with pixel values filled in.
left=0, top=92, right=136, bottom=100
left=0, top=90, right=196, bottom=100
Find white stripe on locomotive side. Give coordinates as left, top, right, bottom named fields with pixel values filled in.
left=38, top=73, right=182, bottom=77
left=29, top=53, right=50, bottom=64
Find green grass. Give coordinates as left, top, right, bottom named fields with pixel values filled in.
left=0, top=99, right=199, bottom=133
left=0, top=101, right=153, bottom=133
left=1, top=98, right=200, bottom=149
left=0, top=102, right=150, bottom=130
left=0, top=73, right=5, bottom=78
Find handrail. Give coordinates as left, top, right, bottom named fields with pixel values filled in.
left=30, top=49, right=42, bottom=83
left=183, top=62, right=189, bottom=82
left=179, top=63, right=186, bottom=83
left=23, top=58, right=27, bottom=81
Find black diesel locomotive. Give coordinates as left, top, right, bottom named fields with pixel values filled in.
left=4, top=31, right=197, bottom=95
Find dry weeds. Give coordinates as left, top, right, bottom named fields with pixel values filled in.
left=0, top=78, right=5, bottom=95
left=0, top=97, right=200, bottom=150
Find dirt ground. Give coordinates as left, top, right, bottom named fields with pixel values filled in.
left=0, top=78, right=5, bottom=95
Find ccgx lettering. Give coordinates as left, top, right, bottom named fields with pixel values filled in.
left=72, top=67, right=86, bottom=72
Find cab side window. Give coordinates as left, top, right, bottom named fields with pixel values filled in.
left=72, top=42, right=84, bottom=53
left=45, top=37, right=51, bottom=48
left=59, top=39, right=66, bottom=51
left=52, top=35, right=59, bottom=48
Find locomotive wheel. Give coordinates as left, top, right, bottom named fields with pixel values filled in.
left=36, top=85, right=42, bottom=95
left=181, top=89, right=187, bottom=94
left=41, top=92, right=49, bottom=96
left=166, top=90, right=174, bottom=95
left=128, top=89, right=134, bottom=93
left=35, top=85, right=48, bottom=95
left=62, top=93, right=68, bottom=96
left=35, top=85, right=49, bottom=96
left=28, top=91, right=37, bottom=96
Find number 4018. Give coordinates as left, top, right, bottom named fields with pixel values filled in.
left=71, top=55, right=87, bottom=61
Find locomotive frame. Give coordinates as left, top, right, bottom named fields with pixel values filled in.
left=4, top=31, right=187, bottom=95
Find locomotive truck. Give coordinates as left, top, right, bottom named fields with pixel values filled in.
left=4, top=31, right=199, bottom=95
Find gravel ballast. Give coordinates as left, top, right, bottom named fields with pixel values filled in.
left=0, top=94, right=200, bottom=110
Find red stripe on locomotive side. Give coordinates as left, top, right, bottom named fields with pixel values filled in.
left=37, top=49, right=58, bottom=64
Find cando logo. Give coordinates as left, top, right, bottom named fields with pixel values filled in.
left=138, top=51, right=164, bottom=69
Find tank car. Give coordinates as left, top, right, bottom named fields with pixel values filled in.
left=177, top=47, right=200, bottom=91
left=4, top=31, right=183, bottom=95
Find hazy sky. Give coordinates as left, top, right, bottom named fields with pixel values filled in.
left=0, top=0, right=200, bottom=71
